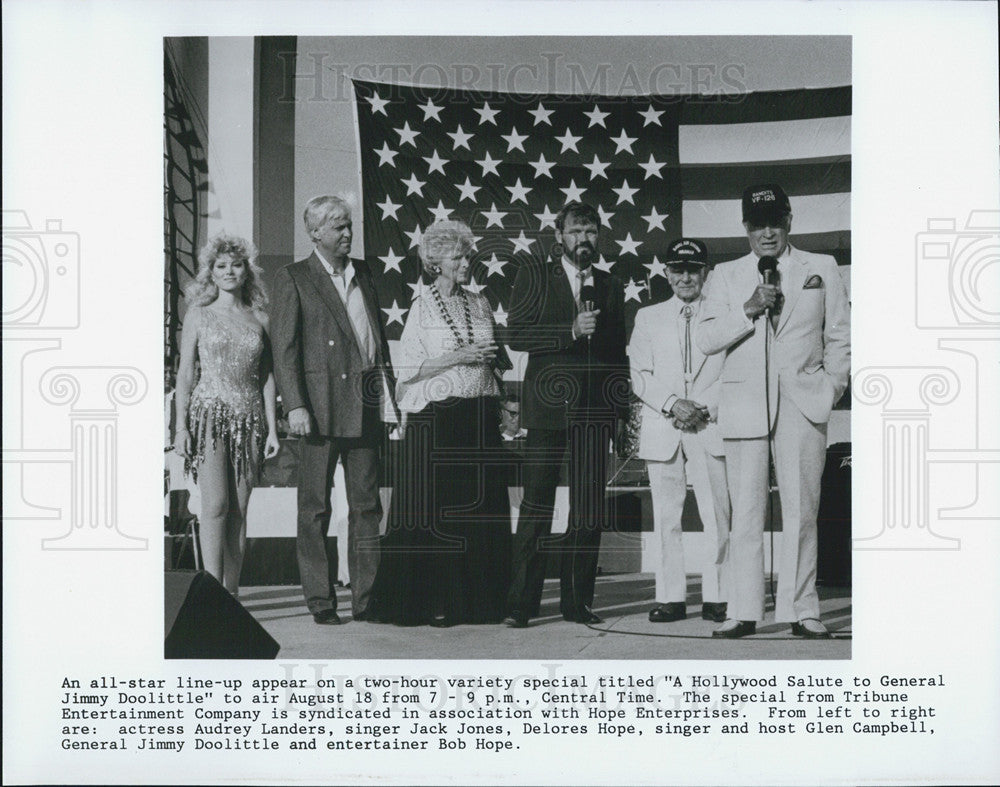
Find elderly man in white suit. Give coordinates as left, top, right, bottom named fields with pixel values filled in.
left=630, top=239, right=730, bottom=624
left=697, top=184, right=850, bottom=639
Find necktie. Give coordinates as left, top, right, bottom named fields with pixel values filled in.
left=682, top=305, right=693, bottom=394
left=577, top=270, right=587, bottom=310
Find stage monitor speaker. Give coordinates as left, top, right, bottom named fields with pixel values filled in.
left=165, top=570, right=280, bottom=659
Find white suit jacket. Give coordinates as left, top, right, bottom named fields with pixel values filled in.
left=695, top=246, right=851, bottom=439
left=629, top=295, right=724, bottom=461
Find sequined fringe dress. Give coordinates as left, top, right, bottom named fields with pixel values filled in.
left=184, top=307, right=265, bottom=484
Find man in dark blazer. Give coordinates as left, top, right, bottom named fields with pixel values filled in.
left=271, top=195, right=398, bottom=625
left=505, top=201, right=629, bottom=627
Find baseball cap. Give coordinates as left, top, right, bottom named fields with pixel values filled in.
left=665, top=238, right=708, bottom=266
left=742, top=183, right=791, bottom=225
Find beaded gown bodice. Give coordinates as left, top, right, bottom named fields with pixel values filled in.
left=186, top=307, right=265, bottom=482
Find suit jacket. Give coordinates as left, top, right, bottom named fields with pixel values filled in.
left=629, top=295, right=724, bottom=460
left=270, top=253, right=398, bottom=438
left=507, top=258, right=629, bottom=430
left=696, top=246, right=850, bottom=439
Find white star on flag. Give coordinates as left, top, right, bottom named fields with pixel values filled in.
left=493, top=303, right=508, bottom=326
left=528, top=153, right=556, bottom=179
left=506, top=178, right=532, bottom=204
left=510, top=231, right=535, bottom=253
left=624, top=278, right=647, bottom=303
left=534, top=204, right=558, bottom=230
left=476, top=151, right=502, bottom=177
left=481, top=252, right=508, bottom=277
left=446, top=125, right=474, bottom=151
left=597, top=205, right=615, bottom=227
left=401, top=173, right=426, bottom=197
left=584, top=105, right=610, bottom=128
left=501, top=127, right=528, bottom=153
left=423, top=150, right=449, bottom=175
left=419, top=98, right=444, bottom=122
left=455, top=177, right=480, bottom=202
left=376, top=196, right=401, bottom=220
left=583, top=155, right=611, bottom=180
left=556, top=128, right=582, bottom=153
left=375, top=143, right=398, bottom=167
left=382, top=299, right=408, bottom=326
left=638, top=153, right=665, bottom=180
left=366, top=92, right=390, bottom=115
left=475, top=102, right=500, bottom=125
left=404, top=225, right=423, bottom=250
left=612, top=178, right=639, bottom=205
left=463, top=275, right=487, bottom=295
left=639, top=105, right=664, bottom=126
left=611, top=128, right=637, bottom=155
left=482, top=203, right=508, bottom=228
left=643, top=256, right=667, bottom=279
left=428, top=200, right=452, bottom=222
left=395, top=121, right=420, bottom=147
left=560, top=179, right=586, bottom=202
left=642, top=206, right=669, bottom=232
left=615, top=233, right=643, bottom=256
left=406, top=279, right=424, bottom=301
left=528, top=104, right=554, bottom=126
left=379, top=249, right=405, bottom=274
left=592, top=254, right=615, bottom=273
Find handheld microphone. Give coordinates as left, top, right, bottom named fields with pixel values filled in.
left=757, top=256, right=779, bottom=321
left=580, top=283, right=596, bottom=345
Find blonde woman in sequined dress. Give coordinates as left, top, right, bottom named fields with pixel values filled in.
left=174, top=233, right=280, bottom=596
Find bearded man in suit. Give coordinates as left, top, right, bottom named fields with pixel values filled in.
left=697, top=184, right=850, bottom=639
left=629, top=238, right=730, bottom=625
left=271, top=195, right=398, bottom=625
left=504, top=201, right=629, bottom=628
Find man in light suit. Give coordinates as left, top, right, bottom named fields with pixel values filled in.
left=630, top=239, right=730, bottom=624
left=271, top=195, right=398, bottom=625
left=697, top=184, right=850, bottom=639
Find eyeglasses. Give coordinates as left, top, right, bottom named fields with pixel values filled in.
left=501, top=407, right=520, bottom=416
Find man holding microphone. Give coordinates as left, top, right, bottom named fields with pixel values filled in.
left=697, top=184, right=850, bottom=639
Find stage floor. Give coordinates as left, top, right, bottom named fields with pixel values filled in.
left=240, top=572, right=851, bottom=661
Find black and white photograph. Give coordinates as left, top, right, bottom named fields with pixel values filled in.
left=3, top=2, right=999, bottom=785
left=163, top=35, right=854, bottom=659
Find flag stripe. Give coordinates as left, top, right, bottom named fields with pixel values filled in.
left=678, top=86, right=852, bottom=125
left=679, top=116, right=851, bottom=163
left=682, top=192, right=850, bottom=238
left=680, top=157, right=850, bottom=200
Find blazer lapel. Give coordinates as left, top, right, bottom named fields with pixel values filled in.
left=303, top=253, right=362, bottom=354
left=776, top=248, right=807, bottom=335
left=352, top=259, right=386, bottom=362
left=549, top=261, right=576, bottom=322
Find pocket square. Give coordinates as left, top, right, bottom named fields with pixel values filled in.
left=803, top=275, right=824, bottom=289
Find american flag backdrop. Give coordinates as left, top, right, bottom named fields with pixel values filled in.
left=351, top=79, right=851, bottom=344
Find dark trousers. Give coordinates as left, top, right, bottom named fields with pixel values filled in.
left=296, top=417, right=382, bottom=616
left=507, top=416, right=613, bottom=618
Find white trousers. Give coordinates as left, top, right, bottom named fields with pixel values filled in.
left=724, top=398, right=827, bottom=622
left=646, top=437, right=730, bottom=605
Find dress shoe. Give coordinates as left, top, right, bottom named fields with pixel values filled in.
left=791, top=618, right=831, bottom=639
left=312, top=609, right=341, bottom=625
left=711, top=619, right=756, bottom=638
left=648, top=603, right=686, bottom=623
left=503, top=611, right=528, bottom=628
left=567, top=607, right=603, bottom=625
left=429, top=613, right=451, bottom=628
left=701, top=602, right=728, bottom=623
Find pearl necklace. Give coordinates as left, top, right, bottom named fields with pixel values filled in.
left=429, top=282, right=474, bottom=346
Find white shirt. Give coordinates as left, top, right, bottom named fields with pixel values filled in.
left=315, top=249, right=376, bottom=367
left=561, top=259, right=594, bottom=303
